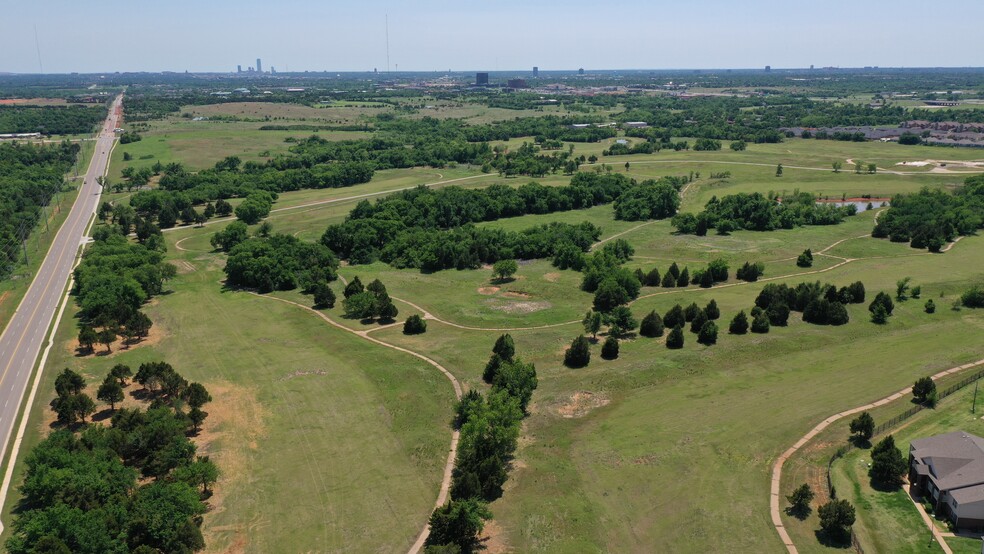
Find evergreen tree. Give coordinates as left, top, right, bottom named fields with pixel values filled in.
left=661, top=271, right=676, bottom=288
left=312, top=281, right=336, bottom=309
left=639, top=310, right=665, bottom=338
left=697, top=321, right=718, bottom=345
left=600, top=336, right=619, bottom=360
left=645, top=267, right=661, bottom=287
left=684, top=302, right=700, bottom=322
left=564, top=335, right=591, bottom=368
left=751, top=312, right=771, bottom=333
left=663, top=304, right=685, bottom=328
left=729, top=311, right=749, bottom=334
left=666, top=325, right=685, bottom=349
left=704, top=299, right=720, bottom=320
left=343, top=276, right=364, bottom=298
left=404, top=314, right=427, bottom=335
left=690, top=309, right=708, bottom=334
left=676, top=267, right=690, bottom=287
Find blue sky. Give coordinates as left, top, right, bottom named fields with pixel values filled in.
left=2, top=0, right=982, bottom=73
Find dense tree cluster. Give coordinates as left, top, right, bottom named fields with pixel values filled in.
left=672, top=191, right=856, bottom=235
left=1, top=141, right=80, bottom=277
left=72, top=226, right=174, bottom=348
left=8, top=361, right=216, bottom=554
left=755, top=280, right=865, bottom=326
left=223, top=233, right=339, bottom=293
left=873, top=176, right=984, bottom=251
left=127, top=156, right=372, bottom=228
left=342, top=278, right=398, bottom=321
left=612, top=177, right=684, bottom=221
left=0, top=105, right=106, bottom=135
left=430, top=341, right=537, bottom=552
left=869, top=435, right=907, bottom=489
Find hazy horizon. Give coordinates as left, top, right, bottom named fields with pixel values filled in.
left=4, top=0, right=983, bottom=74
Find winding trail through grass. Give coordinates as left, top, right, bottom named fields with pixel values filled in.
left=243, top=292, right=461, bottom=554
left=769, top=357, right=984, bottom=553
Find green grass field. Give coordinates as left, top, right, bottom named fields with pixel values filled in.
left=8, top=124, right=984, bottom=553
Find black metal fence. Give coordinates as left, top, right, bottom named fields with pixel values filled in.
left=822, top=364, right=984, bottom=554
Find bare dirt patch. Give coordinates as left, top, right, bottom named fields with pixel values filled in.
left=543, top=272, right=561, bottom=283
left=0, top=291, right=9, bottom=309
left=486, top=300, right=551, bottom=314
left=501, top=290, right=532, bottom=299
left=278, top=369, right=328, bottom=381
left=197, top=381, right=269, bottom=553
left=481, top=519, right=510, bottom=554
left=174, top=260, right=197, bottom=274
left=556, top=391, right=610, bottom=418
left=477, top=286, right=500, bottom=295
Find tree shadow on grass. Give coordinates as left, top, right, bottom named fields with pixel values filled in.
left=91, top=408, right=115, bottom=423
left=490, top=277, right=516, bottom=286
left=814, top=528, right=852, bottom=549
left=785, top=505, right=812, bottom=521
left=849, top=436, right=872, bottom=449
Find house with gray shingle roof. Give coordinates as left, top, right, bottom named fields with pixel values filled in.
left=909, top=430, right=984, bottom=530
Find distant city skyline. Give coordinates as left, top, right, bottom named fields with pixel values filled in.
left=3, top=0, right=983, bottom=74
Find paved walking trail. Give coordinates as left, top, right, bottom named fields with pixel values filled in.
left=769, top=358, right=984, bottom=553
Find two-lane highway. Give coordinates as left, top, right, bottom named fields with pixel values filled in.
left=0, top=95, right=122, bottom=479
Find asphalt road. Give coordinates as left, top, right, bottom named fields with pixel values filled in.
left=0, top=95, right=122, bottom=470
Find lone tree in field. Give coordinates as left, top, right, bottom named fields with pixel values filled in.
left=564, top=335, right=591, bottom=368
left=849, top=411, right=874, bottom=442
left=96, top=376, right=124, bottom=410
left=925, top=299, right=936, bottom=313
left=403, top=314, right=427, bottom=335
left=640, top=310, right=665, bottom=338
left=729, top=311, right=749, bottom=334
left=869, top=291, right=894, bottom=316
left=582, top=310, right=603, bottom=340
left=492, top=259, right=518, bottom=282
left=796, top=249, right=813, bottom=268
left=896, top=277, right=912, bottom=301
left=666, top=325, right=685, bottom=349
left=601, top=336, right=619, bottom=360
left=775, top=163, right=783, bottom=177
left=786, top=483, right=815, bottom=519
left=870, top=435, right=907, bottom=489
left=818, top=499, right=856, bottom=541
left=912, top=377, right=937, bottom=405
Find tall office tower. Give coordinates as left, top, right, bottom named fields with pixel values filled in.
left=237, top=65, right=242, bottom=73
left=257, top=58, right=262, bottom=73
left=476, top=72, right=489, bottom=86
left=533, top=66, right=539, bottom=78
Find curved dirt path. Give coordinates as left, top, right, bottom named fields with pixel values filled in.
left=244, top=292, right=462, bottom=554
left=769, top=357, right=984, bottom=553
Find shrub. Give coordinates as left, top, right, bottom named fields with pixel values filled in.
left=600, top=336, right=619, bottom=360
left=729, top=311, right=749, bottom=334
left=751, top=313, right=770, bottom=333
left=796, top=249, right=813, bottom=268
left=564, top=335, right=591, bottom=368
left=963, top=286, right=984, bottom=308
left=924, top=299, right=936, bottom=314
left=403, top=314, right=427, bottom=335
left=639, top=310, right=665, bottom=338
left=697, top=321, right=718, bottom=345
left=666, top=325, right=685, bottom=349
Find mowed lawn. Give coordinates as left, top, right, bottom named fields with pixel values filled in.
left=1, top=225, right=456, bottom=553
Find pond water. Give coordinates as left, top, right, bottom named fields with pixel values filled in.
left=817, top=200, right=889, bottom=212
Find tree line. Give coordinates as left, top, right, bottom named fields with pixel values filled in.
left=426, top=336, right=537, bottom=552
left=0, top=105, right=106, bottom=135
left=0, top=141, right=80, bottom=277
left=73, top=225, right=176, bottom=354
left=672, top=191, right=856, bottom=235
left=6, top=361, right=217, bottom=553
